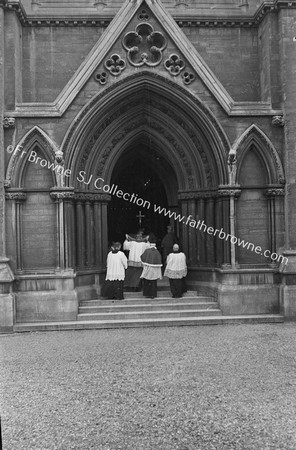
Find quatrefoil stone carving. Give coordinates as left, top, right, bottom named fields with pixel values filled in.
left=122, top=23, right=167, bottom=67
left=164, top=54, right=185, bottom=76
left=104, top=54, right=126, bottom=76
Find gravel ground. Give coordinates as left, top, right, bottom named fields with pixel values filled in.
left=1, top=323, right=296, bottom=450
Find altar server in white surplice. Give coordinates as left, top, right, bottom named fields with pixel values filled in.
left=103, top=242, right=128, bottom=300
left=123, top=230, right=149, bottom=290
left=164, top=244, right=187, bottom=298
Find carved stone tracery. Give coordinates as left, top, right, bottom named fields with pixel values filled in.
left=104, top=54, right=126, bottom=76
left=164, top=54, right=185, bottom=76
left=122, top=23, right=167, bottom=67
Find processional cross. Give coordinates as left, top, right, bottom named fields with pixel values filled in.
left=136, top=210, right=145, bottom=226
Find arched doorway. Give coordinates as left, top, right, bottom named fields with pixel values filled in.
left=108, top=142, right=176, bottom=245
left=63, top=73, right=229, bottom=274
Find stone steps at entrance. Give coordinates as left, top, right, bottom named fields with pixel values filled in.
left=78, top=292, right=221, bottom=321
left=13, top=315, right=284, bottom=332
left=12, top=290, right=284, bottom=332
left=78, top=302, right=219, bottom=314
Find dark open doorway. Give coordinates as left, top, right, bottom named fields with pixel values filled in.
left=107, top=144, right=174, bottom=246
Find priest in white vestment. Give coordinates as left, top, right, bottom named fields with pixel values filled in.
left=164, top=244, right=187, bottom=298
left=123, top=231, right=149, bottom=290
left=103, top=242, right=128, bottom=300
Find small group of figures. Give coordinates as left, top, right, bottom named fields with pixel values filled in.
left=102, top=227, right=187, bottom=300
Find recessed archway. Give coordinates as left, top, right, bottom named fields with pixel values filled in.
left=107, top=139, right=178, bottom=244
left=61, top=72, right=231, bottom=272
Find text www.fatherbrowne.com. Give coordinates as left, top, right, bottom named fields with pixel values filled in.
left=154, top=204, right=288, bottom=265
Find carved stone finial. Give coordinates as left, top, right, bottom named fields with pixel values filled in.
left=272, top=115, right=285, bottom=127
left=3, top=117, right=15, bottom=128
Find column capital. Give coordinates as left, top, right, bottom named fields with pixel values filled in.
left=178, top=190, right=217, bottom=200
left=50, top=187, right=75, bottom=201
left=217, top=185, right=241, bottom=198
left=5, top=191, right=26, bottom=202
left=74, top=192, right=111, bottom=202
left=265, top=188, right=285, bottom=197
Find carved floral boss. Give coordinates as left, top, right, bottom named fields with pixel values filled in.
left=122, top=23, right=167, bottom=67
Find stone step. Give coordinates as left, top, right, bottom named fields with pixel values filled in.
left=77, top=309, right=221, bottom=321
left=122, top=290, right=197, bottom=298
left=78, top=302, right=219, bottom=314
left=13, top=315, right=285, bottom=332
left=81, top=296, right=214, bottom=306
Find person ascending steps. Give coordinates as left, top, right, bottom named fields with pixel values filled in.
left=103, top=242, right=128, bottom=300
left=164, top=244, right=187, bottom=298
left=140, top=240, right=163, bottom=299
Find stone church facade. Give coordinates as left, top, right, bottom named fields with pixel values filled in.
left=0, top=0, right=296, bottom=332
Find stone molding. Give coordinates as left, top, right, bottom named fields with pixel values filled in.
left=4, top=0, right=296, bottom=28
left=77, top=111, right=199, bottom=189
left=5, top=126, right=59, bottom=189
left=62, top=72, right=230, bottom=169
left=232, top=124, right=285, bottom=186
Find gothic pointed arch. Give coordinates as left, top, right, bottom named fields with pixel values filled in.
left=232, top=124, right=285, bottom=186
left=61, top=72, right=230, bottom=190
left=5, top=126, right=59, bottom=188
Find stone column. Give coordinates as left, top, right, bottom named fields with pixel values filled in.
left=219, top=186, right=241, bottom=268
left=265, top=187, right=285, bottom=258
left=93, top=198, right=102, bottom=266
left=75, top=195, right=85, bottom=269
left=0, top=3, right=14, bottom=333
left=178, top=197, right=189, bottom=262
left=217, top=188, right=233, bottom=266
left=84, top=196, right=92, bottom=267
left=205, top=195, right=215, bottom=265
left=5, top=191, right=27, bottom=270
left=277, top=7, right=296, bottom=317
left=189, top=197, right=197, bottom=265
left=196, top=196, right=206, bottom=265
left=50, top=188, right=75, bottom=271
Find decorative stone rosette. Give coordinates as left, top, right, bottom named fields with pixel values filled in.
left=122, top=22, right=167, bottom=67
